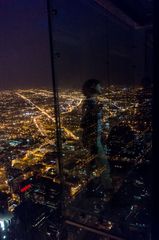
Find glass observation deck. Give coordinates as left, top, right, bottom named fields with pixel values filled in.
left=0, top=0, right=152, bottom=240
left=50, top=0, right=152, bottom=239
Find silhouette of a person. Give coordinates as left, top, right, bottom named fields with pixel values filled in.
left=80, top=79, right=112, bottom=191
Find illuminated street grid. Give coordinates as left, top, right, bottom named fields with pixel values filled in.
left=0, top=87, right=151, bottom=211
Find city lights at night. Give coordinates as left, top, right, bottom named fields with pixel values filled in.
left=0, top=0, right=153, bottom=239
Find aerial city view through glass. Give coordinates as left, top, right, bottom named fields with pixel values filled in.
left=0, top=85, right=152, bottom=239
left=0, top=0, right=153, bottom=239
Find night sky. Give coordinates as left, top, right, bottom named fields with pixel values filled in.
left=1, top=0, right=51, bottom=90
left=0, top=0, right=152, bottom=90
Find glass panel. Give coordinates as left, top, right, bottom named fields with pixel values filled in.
left=0, top=1, right=61, bottom=239
left=52, top=0, right=152, bottom=239
left=0, top=1, right=152, bottom=239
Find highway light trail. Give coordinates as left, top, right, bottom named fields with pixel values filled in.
left=16, top=92, right=79, bottom=140
left=16, top=92, right=55, bottom=121
left=33, top=116, right=46, bottom=136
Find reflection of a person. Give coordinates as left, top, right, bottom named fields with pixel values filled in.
left=80, top=79, right=112, bottom=191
